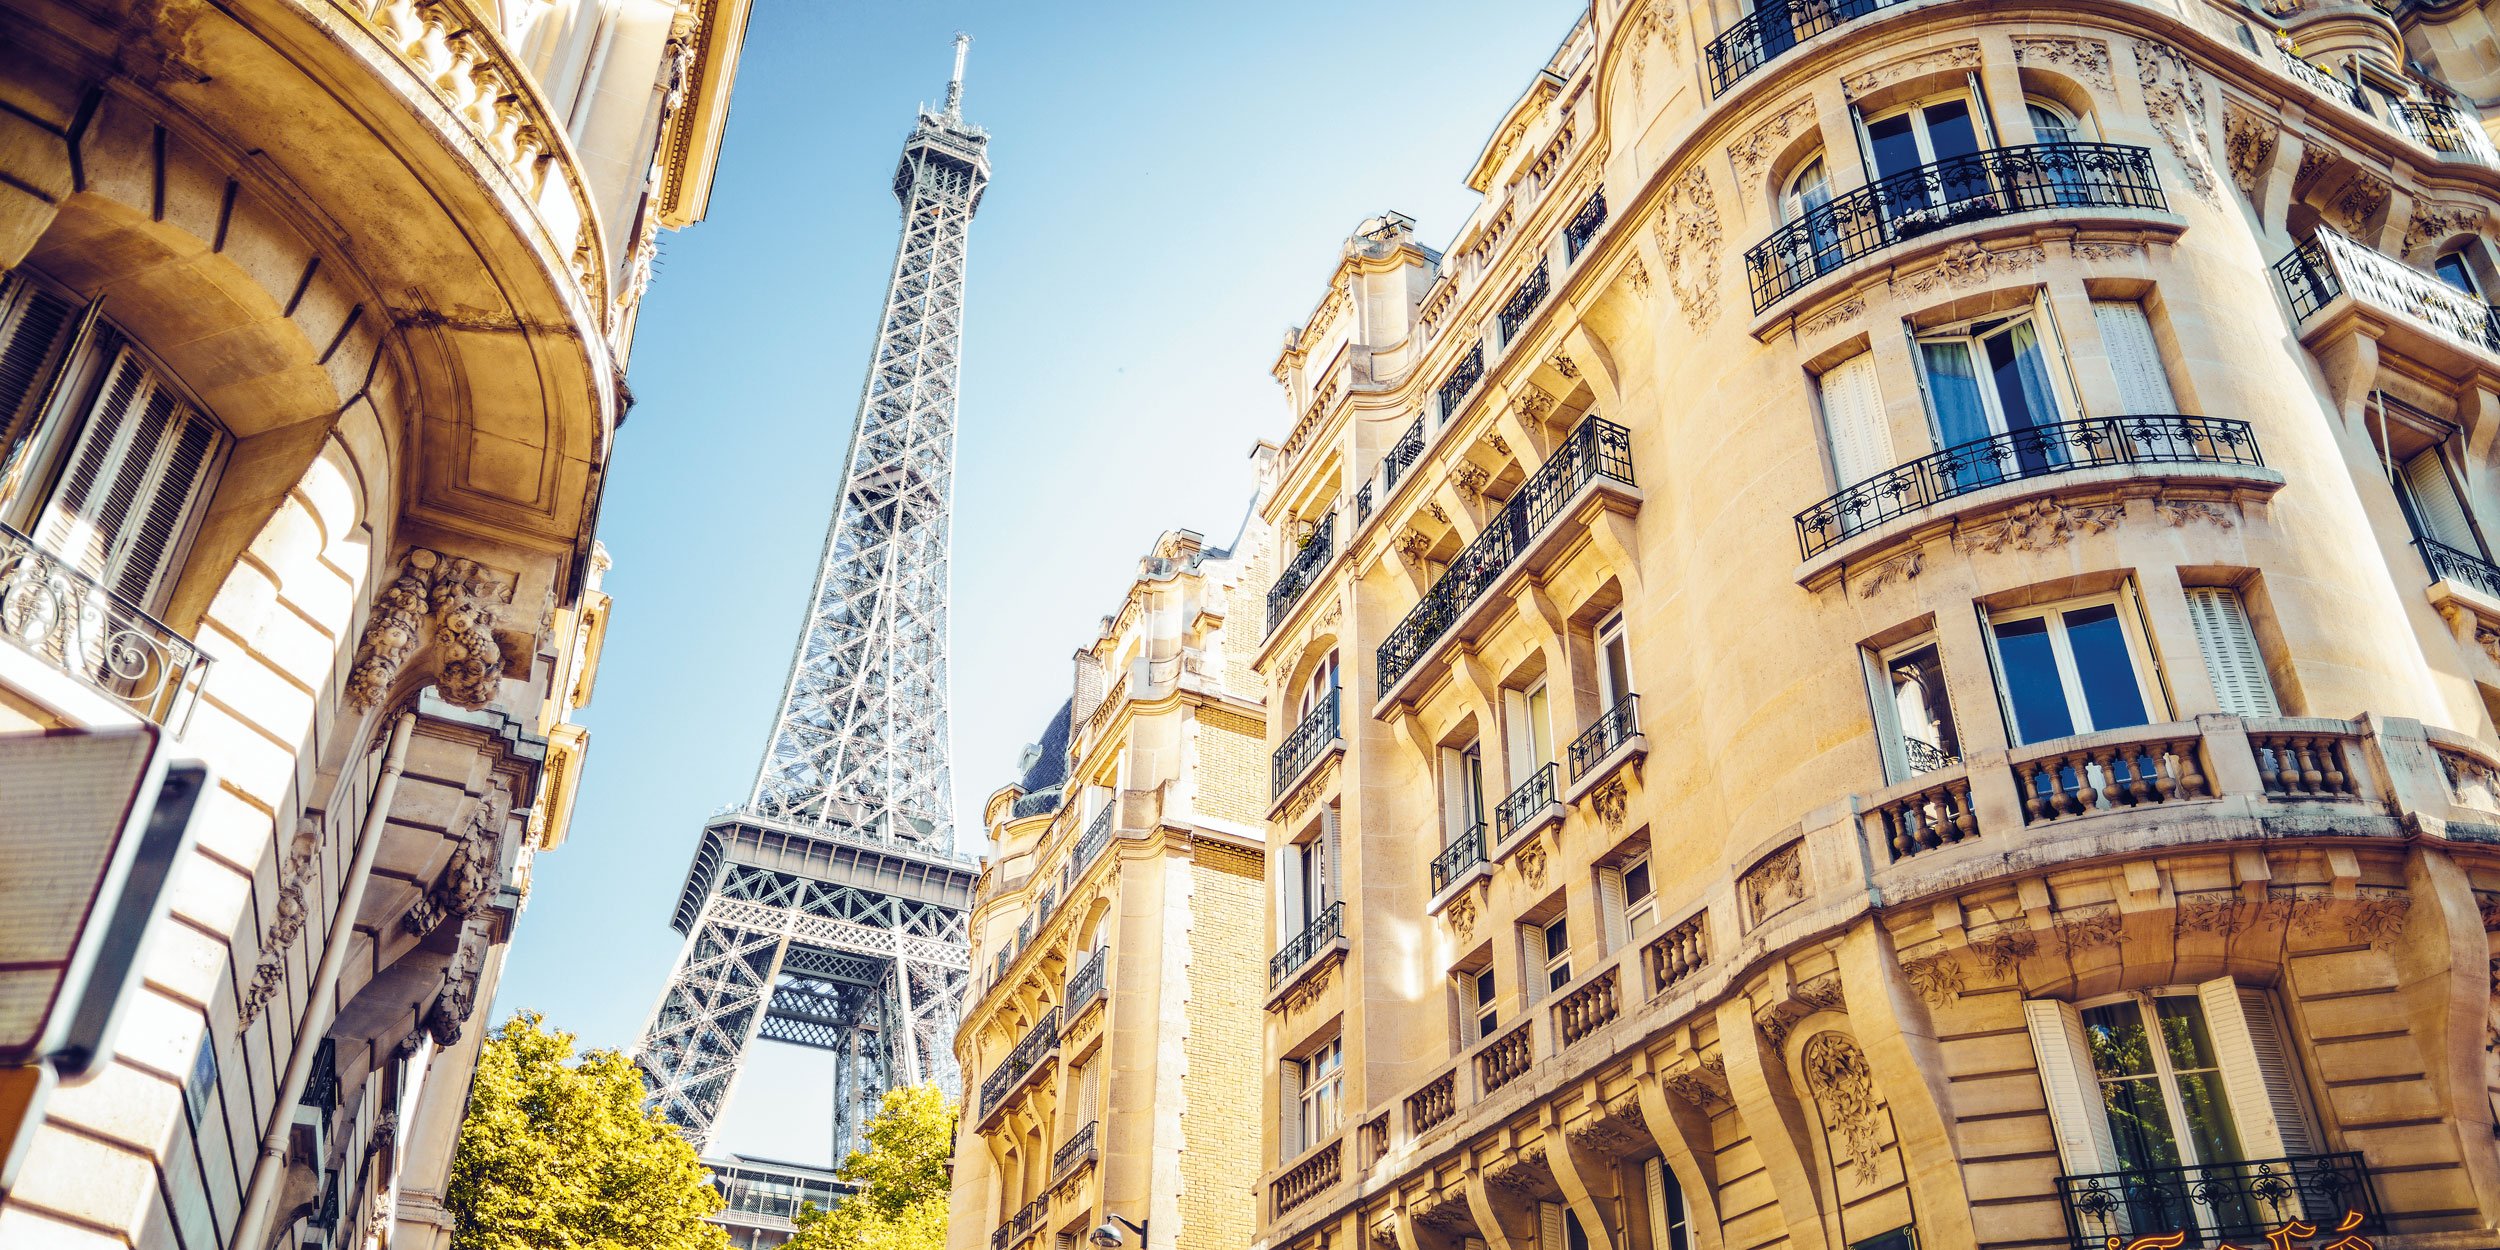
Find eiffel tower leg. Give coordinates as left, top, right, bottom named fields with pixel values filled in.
left=634, top=896, right=792, bottom=1153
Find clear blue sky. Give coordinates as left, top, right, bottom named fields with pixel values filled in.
left=491, top=0, right=1583, bottom=1165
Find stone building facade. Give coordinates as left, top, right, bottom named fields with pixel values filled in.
left=949, top=527, right=1273, bottom=1250
left=0, top=0, right=744, bottom=1247
left=1252, top=3, right=2500, bottom=1249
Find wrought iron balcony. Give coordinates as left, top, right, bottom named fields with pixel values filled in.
left=2421, top=536, right=2500, bottom=598
left=1272, top=686, right=1340, bottom=798
left=2392, top=100, right=2499, bottom=161
left=1430, top=821, right=1488, bottom=895
left=1564, top=189, right=1607, bottom=261
left=299, top=1039, right=339, bottom=1112
left=1498, top=259, right=1551, bottom=343
left=1793, top=415, right=2263, bottom=558
left=1064, top=946, right=1107, bottom=1021
left=1437, top=343, right=1485, bottom=422
left=1904, top=737, right=1958, bottom=775
left=1270, top=899, right=1343, bottom=989
left=1378, top=416, right=1636, bottom=698
left=2281, top=54, right=2362, bottom=108
left=1051, top=1120, right=1099, bottom=1182
left=1010, top=1195, right=1048, bottom=1247
left=978, top=1007, right=1060, bottom=1120
left=1568, top=694, right=1639, bottom=781
left=1495, top=762, right=1559, bottom=840
left=1355, top=481, right=1373, bottom=524
left=1383, top=415, right=1426, bottom=494
left=1747, top=143, right=2165, bottom=311
left=0, top=520, right=210, bottom=727
left=2055, top=1153, right=2381, bottom=1250
left=1065, top=802, right=1116, bottom=890
left=1705, top=0, right=1906, bottom=95
left=1267, top=511, right=1337, bottom=636
left=2278, top=227, right=2500, bottom=357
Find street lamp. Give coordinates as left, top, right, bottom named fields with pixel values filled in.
left=1089, top=1214, right=1148, bottom=1249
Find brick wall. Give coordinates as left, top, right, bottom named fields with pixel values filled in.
left=1179, top=844, right=1267, bottom=1250
left=1194, top=707, right=1269, bottom=825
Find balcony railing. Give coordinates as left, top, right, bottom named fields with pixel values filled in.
left=1270, top=899, right=1344, bottom=989
left=1407, top=1070, right=1457, bottom=1135
left=1437, top=343, right=1485, bottom=421
left=1379, top=416, right=1636, bottom=697
left=2392, top=100, right=2500, bottom=161
left=1553, top=966, right=1619, bottom=1047
left=1066, top=801, right=1117, bottom=889
left=299, top=1039, right=339, bottom=1112
left=1010, top=1195, right=1049, bottom=1247
left=1383, top=415, right=1426, bottom=495
left=2056, top=1153, right=2381, bottom=1250
left=2281, top=55, right=2362, bottom=109
left=1747, top=143, right=2165, bottom=311
left=1874, top=772, right=1975, bottom=861
left=1267, top=511, right=1337, bottom=635
left=1498, top=260, right=1551, bottom=342
left=1494, top=762, right=1559, bottom=840
left=978, top=1008, right=1060, bottom=1119
left=1477, top=1019, right=1534, bottom=1093
left=2420, top=536, right=2500, bottom=599
left=1051, top=1120, right=1099, bottom=1182
left=1794, top=415, right=2263, bottom=557
left=1430, top=821, right=1488, bottom=895
left=1564, top=189, right=1607, bottom=261
left=1272, top=686, right=1340, bottom=798
left=1273, top=1137, right=1342, bottom=1214
left=2277, top=227, right=2500, bottom=356
left=1648, top=912, right=1709, bottom=995
left=1568, top=694, right=1640, bottom=780
left=1064, top=946, right=1107, bottom=1022
left=1705, top=0, right=1907, bottom=94
left=2015, top=729, right=2209, bottom=824
left=0, top=521, right=210, bottom=727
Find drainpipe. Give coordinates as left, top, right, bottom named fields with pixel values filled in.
left=232, top=710, right=418, bottom=1250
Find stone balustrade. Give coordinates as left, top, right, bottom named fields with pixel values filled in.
left=1648, top=912, right=1709, bottom=995
left=2013, top=727, right=2209, bottom=824
left=1477, top=1020, right=1535, bottom=1093
left=1407, top=1070, right=1456, bottom=1135
left=1553, top=965, right=1619, bottom=1047
left=1273, top=1138, right=1341, bottom=1215
left=1872, top=770, right=1976, bottom=860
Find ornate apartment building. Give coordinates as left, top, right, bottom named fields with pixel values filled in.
left=1251, top=2, right=2500, bottom=1249
left=948, top=527, right=1274, bottom=1250
left=0, top=0, right=743, bottom=1247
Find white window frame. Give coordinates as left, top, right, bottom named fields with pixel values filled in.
left=1441, top=739, right=1486, bottom=847
left=2024, top=95, right=2092, bottom=143
left=1621, top=852, right=1656, bottom=937
left=1465, top=965, right=1498, bottom=1044
left=1781, top=154, right=1831, bottom=225
left=1858, top=88, right=1994, bottom=172
left=2185, top=585, right=2281, bottom=718
left=1297, top=1035, right=1344, bottom=1150
left=1980, top=587, right=2167, bottom=747
left=1910, top=298, right=2079, bottom=448
left=1866, top=632, right=1960, bottom=785
left=1541, top=913, right=1573, bottom=992
left=1595, top=612, right=1634, bottom=711
left=1297, top=651, right=1340, bottom=723
left=1505, top=680, right=1554, bottom=778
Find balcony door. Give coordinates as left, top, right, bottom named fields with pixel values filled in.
left=2399, top=446, right=2482, bottom=557
left=1913, top=303, right=2073, bottom=488
left=1297, top=650, right=1340, bottom=724
left=1857, top=88, right=1995, bottom=225
left=1818, top=349, right=1893, bottom=494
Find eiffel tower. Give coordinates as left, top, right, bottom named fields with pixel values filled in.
left=634, top=37, right=986, bottom=1200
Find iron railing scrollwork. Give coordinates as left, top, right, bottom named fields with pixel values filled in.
left=299, top=1039, right=339, bottom=1112
left=2392, top=100, right=2499, bottom=161
left=1705, top=0, right=1904, bottom=95
left=1437, top=343, right=1486, bottom=422
left=0, top=521, right=209, bottom=727
left=1067, top=802, right=1116, bottom=888
left=1052, top=1120, right=1099, bottom=1181
left=1270, top=899, right=1344, bottom=988
left=1064, top=947, right=1107, bottom=1021
left=1793, top=415, right=2262, bottom=557
left=2277, top=227, right=2500, bottom=355
left=2419, top=537, right=2500, bottom=599
left=1355, top=481, right=1374, bottom=523
left=1268, top=511, right=1337, bottom=635
left=2281, top=55, right=2362, bottom=108
left=1564, top=190, right=1608, bottom=261
left=1272, top=686, right=1341, bottom=797
left=1430, top=821, right=1488, bottom=894
left=1384, top=416, right=1426, bottom=494
left=1568, top=694, right=1640, bottom=780
left=1499, top=260, right=1552, bottom=342
left=1495, top=762, right=1559, bottom=839
left=1904, top=736, right=1959, bottom=776
left=979, top=1007, right=1060, bottom=1118
left=2055, top=1152, right=2381, bottom=1250
left=1378, top=416, right=1636, bottom=697
left=1747, top=143, right=2165, bottom=311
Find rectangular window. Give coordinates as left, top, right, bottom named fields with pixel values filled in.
left=1297, top=1036, right=1344, bottom=1149
left=1441, top=741, right=1486, bottom=846
left=2401, top=445, right=2479, bottom=554
left=26, top=342, right=223, bottom=611
left=0, top=274, right=78, bottom=475
left=1596, top=613, right=1634, bottom=710
left=1645, top=1157, right=1691, bottom=1250
left=1984, top=593, right=2160, bottom=746
left=1542, top=913, right=1572, bottom=992
left=1913, top=301, right=2073, bottom=490
left=1623, top=855, right=1655, bottom=934
left=2092, top=298, right=2179, bottom=415
left=1506, top=681, right=1554, bottom=775
left=2185, top=586, right=2280, bottom=718
left=1818, top=349, right=1895, bottom=492
left=1867, top=634, right=1962, bottom=783
left=1467, top=967, right=1498, bottom=1043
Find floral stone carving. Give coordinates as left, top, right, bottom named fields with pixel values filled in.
left=345, top=548, right=522, bottom=711
left=240, top=818, right=324, bottom=1027
left=2134, top=40, right=2219, bottom=202
left=1802, top=1032, right=1884, bottom=1183
left=1653, top=165, right=1722, bottom=329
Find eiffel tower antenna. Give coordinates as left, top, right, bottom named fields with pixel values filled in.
left=635, top=36, right=989, bottom=1185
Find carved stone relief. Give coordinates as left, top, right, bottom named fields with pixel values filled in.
left=1514, top=387, right=1557, bottom=424
left=1593, top=777, right=1629, bottom=828
left=1953, top=498, right=2123, bottom=554
left=1801, top=1032, right=1884, bottom=1183
left=1970, top=928, right=2038, bottom=978
left=1447, top=887, right=1479, bottom=942
left=1547, top=352, right=1579, bottom=379
left=2223, top=103, right=2277, bottom=199
left=2012, top=37, right=2114, bottom=91
left=2407, top=205, right=2482, bottom=255
left=1516, top=833, right=1549, bottom=889
left=240, top=819, right=324, bottom=1027
left=1394, top=528, right=1432, bottom=565
left=2155, top=498, right=2236, bottom=529
left=2333, top=175, right=2390, bottom=234
left=1844, top=44, right=1981, bottom=98
left=1855, top=550, right=1922, bottom=599
left=345, top=548, right=521, bottom=711
left=1569, top=1093, right=1650, bottom=1154
left=1901, top=951, right=1966, bottom=1005
left=1664, top=1054, right=1730, bottom=1108
left=1731, top=98, right=1818, bottom=194
left=2134, top=40, right=2220, bottom=202
left=402, top=778, right=514, bottom=939
left=2056, top=906, right=2124, bottom=959
left=1628, top=0, right=1683, bottom=102
left=1653, top=166, right=1721, bottom=329
left=1800, top=297, right=1867, bottom=339
left=1283, top=952, right=1338, bottom=1013
left=1906, top=241, right=2046, bottom=295
left=1452, top=462, right=1490, bottom=503
left=1743, top=841, right=1806, bottom=927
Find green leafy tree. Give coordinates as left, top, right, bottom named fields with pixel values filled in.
left=783, top=1084, right=958, bottom=1250
left=447, top=1012, right=728, bottom=1250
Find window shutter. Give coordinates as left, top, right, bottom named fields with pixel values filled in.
left=1522, top=923, right=1549, bottom=1007
left=1644, top=1157, right=1683, bottom=1250
left=1867, top=648, right=1912, bottom=784
left=113, top=412, right=216, bottom=607
left=1818, top=351, right=1893, bottom=491
left=0, top=279, right=75, bottom=459
left=2092, top=300, right=2179, bottom=414
left=1598, top=865, right=1629, bottom=953
left=1539, top=1202, right=1566, bottom=1250
left=1280, top=1059, right=1304, bottom=1156
left=36, top=350, right=147, bottom=578
left=2023, top=998, right=2119, bottom=1176
left=2405, top=449, right=2478, bottom=550
left=2197, top=980, right=2317, bottom=1158
left=1321, top=808, right=1341, bottom=910
left=32, top=349, right=220, bottom=609
left=2185, top=588, right=2280, bottom=718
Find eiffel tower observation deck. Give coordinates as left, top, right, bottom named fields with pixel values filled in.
left=635, top=37, right=986, bottom=1220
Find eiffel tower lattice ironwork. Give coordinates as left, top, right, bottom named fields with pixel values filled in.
left=634, top=37, right=986, bottom=1173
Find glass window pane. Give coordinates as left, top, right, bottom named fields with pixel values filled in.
left=1889, top=642, right=1960, bottom=763
left=1624, top=859, right=1653, bottom=903
left=1923, top=99, right=1983, bottom=161
left=1993, top=616, right=2077, bottom=743
left=2027, top=102, right=2075, bottom=143
left=1986, top=320, right=2064, bottom=437
left=2437, top=252, right=2479, bottom=295
left=1868, top=113, right=1924, bottom=180
left=1921, top=338, right=1996, bottom=451
left=2084, top=1002, right=2184, bottom=1171
left=2063, top=604, right=2151, bottom=731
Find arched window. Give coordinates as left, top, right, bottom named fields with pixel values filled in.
left=2436, top=247, right=2483, bottom=297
